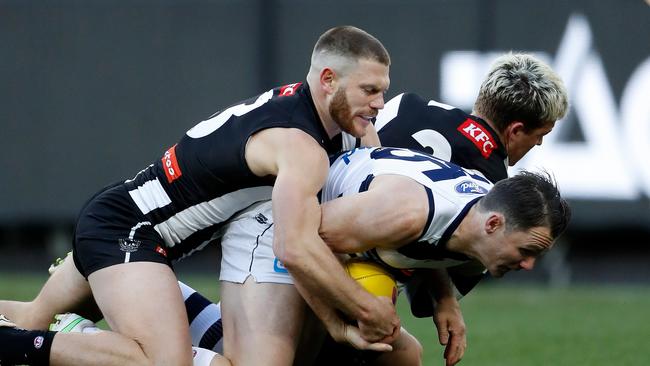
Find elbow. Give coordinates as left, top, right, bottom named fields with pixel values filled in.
left=398, top=208, right=426, bottom=241
left=272, top=235, right=307, bottom=271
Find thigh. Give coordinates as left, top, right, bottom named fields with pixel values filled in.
left=32, top=254, right=97, bottom=326
left=221, top=279, right=305, bottom=366
left=89, top=261, right=193, bottom=366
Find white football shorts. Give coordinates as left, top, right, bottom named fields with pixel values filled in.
left=219, top=200, right=294, bottom=285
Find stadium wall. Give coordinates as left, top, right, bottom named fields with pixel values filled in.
left=1, top=0, right=648, bottom=281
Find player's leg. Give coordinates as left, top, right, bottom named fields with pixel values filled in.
left=179, top=281, right=224, bottom=353
left=311, top=326, right=422, bottom=366
left=370, top=327, right=423, bottom=366
left=219, top=200, right=308, bottom=366
left=86, top=261, right=194, bottom=366
left=44, top=184, right=200, bottom=366
left=221, top=279, right=305, bottom=366
left=0, top=253, right=97, bottom=330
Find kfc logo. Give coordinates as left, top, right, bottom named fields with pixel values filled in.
left=279, top=82, right=302, bottom=97
left=162, top=144, right=182, bottom=183
left=457, top=119, right=496, bottom=158
left=155, top=245, right=168, bottom=258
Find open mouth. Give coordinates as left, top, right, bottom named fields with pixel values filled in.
left=357, top=115, right=376, bottom=124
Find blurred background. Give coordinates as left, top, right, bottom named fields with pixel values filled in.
left=1, top=0, right=649, bottom=283
left=1, top=1, right=649, bottom=364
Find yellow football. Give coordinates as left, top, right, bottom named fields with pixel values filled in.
left=344, top=259, right=397, bottom=304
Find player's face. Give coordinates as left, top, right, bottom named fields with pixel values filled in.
left=481, top=226, right=554, bottom=278
left=329, top=59, right=389, bottom=138
left=506, top=122, right=555, bottom=165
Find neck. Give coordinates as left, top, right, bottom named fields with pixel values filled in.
left=307, top=78, right=341, bottom=139
left=446, top=205, right=482, bottom=259
left=472, top=110, right=506, bottom=146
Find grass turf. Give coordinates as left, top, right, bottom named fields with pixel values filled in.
left=1, top=272, right=648, bottom=366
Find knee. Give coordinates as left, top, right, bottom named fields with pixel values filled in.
left=144, top=345, right=193, bottom=366
left=403, top=332, right=424, bottom=365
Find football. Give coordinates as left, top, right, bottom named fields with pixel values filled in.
left=344, top=259, right=398, bottom=304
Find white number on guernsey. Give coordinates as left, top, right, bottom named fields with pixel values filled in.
left=186, top=90, right=274, bottom=138
left=411, top=129, right=453, bottom=161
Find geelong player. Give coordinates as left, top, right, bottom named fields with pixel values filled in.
left=0, top=26, right=397, bottom=366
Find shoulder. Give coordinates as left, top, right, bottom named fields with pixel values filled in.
left=252, top=127, right=326, bottom=154
left=246, top=127, right=329, bottom=177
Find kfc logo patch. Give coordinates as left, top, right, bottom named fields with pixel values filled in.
left=155, top=245, right=168, bottom=258
left=162, top=144, right=182, bottom=183
left=279, top=82, right=302, bottom=97
left=457, top=119, right=496, bottom=158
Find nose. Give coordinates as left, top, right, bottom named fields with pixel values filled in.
left=519, top=257, right=536, bottom=271
left=370, top=94, right=385, bottom=110
left=536, top=136, right=544, bottom=146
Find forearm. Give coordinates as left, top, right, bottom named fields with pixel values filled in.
left=428, top=269, right=456, bottom=304
left=281, top=233, right=378, bottom=322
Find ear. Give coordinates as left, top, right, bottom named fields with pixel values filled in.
left=506, top=121, right=525, bottom=138
left=484, top=213, right=504, bottom=234
left=319, top=67, right=337, bottom=94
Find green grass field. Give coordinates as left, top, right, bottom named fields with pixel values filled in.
left=1, top=272, right=649, bottom=366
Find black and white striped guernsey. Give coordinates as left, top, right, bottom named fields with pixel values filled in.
left=122, top=82, right=351, bottom=260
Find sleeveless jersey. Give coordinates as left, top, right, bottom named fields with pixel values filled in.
left=376, top=92, right=508, bottom=184
left=123, top=82, right=351, bottom=260
left=322, top=147, right=493, bottom=269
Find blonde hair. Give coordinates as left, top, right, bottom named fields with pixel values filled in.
left=474, top=53, right=568, bottom=132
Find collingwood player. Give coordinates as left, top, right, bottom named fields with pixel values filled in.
left=0, top=26, right=396, bottom=366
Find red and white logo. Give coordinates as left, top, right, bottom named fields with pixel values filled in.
left=457, top=118, right=496, bottom=158
left=162, top=144, right=182, bottom=183
left=155, top=245, right=168, bottom=258
left=279, top=82, right=302, bottom=97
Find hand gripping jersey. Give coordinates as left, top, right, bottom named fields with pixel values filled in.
left=123, top=83, right=354, bottom=260
left=323, top=147, right=493, bottom=270
left=376, top=92, right=509, bottom=183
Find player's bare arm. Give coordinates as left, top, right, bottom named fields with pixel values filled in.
left=427, top=268, right=466, bottom=366
left=246, top=127, right=400, bottom=346
left=319, top=175, right=428, bottom=253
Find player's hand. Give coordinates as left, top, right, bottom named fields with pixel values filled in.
left=342, top=323, right=394, bottom=352
left=357, top=296, right=401, bottom=344
left=433, top=296, right=466, bottom=366
left=323, top=315, right=393, bottom=352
